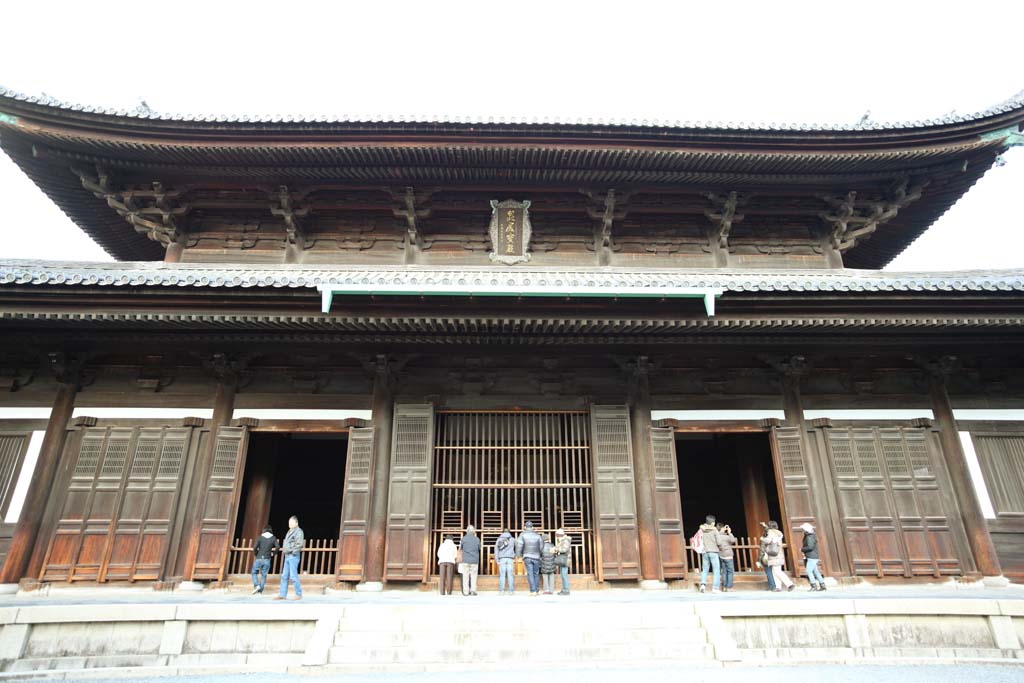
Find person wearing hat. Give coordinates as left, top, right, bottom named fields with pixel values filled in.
left=554, top=528, right=571, bottom=595
left=799, top=522, right=826, bottom=592
left=515, top=520, right=544, bottom=595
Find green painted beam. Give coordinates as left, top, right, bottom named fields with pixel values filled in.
left=316, top=283, right=723, bottom=317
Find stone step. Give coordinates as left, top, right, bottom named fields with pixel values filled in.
left=333, top=627, right=709, bottom=648
left=335, top=609, right=701, bottom=632
left=327, top=642, right=716, bottom=665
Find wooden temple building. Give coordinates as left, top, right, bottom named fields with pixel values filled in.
left=0, top=86, right=1023, bottom=590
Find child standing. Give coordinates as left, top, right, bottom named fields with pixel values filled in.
left=539, top=533, right=557, bottom=595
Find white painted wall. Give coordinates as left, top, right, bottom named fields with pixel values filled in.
left=650, top=410, right=785, bottom=420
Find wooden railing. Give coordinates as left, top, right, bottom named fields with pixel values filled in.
left=686, top=537, right=786, bottom=574
left=226, top=538, right=337, bottom=576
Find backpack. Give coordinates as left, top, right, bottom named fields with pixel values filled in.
left=690, top=529, right=704, bottom=554
left=765, top=537, right=781, bottom=558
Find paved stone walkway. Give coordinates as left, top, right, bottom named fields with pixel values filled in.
left=2, top=581, right=1022, bottom=606
left=60, top=663, right=1024, bottom=683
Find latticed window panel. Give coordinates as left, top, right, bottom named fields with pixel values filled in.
left=828, top=435, right=856, bottom=477
left=904, top=434, right=933, bottom=478
left=481, top=510, right=503, bottom=530
left=347, top=435, right=373, bottom=479
left=856, top=435, right=884, bottom=477
left=522, top=510, right=544, bottom=530
left=395, top=416, right=430, bottom=466
left=211, top=437, right=241, bottom=479
left=99, top=434, right=132, bottom=479
left=561, top=510, right=584, bottom=529
left=880, top=436, right=910, bottom=477
left=777, top=435, right=806, bottom=478
left=593, top=420, right=630, bottom=467
left=440, top=510, right=464, bottom=530
left=156, top=438, right=187, bottom=479
left=650, top=428, right=676, bottom=481
left=129, top=437, right=160, bottom=479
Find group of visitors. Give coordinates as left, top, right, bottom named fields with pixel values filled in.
left=437, top=521, right=572, bottom=596
left=692, top=515, right=827, bottom=593
left=249, top=515, right=305, bottom=600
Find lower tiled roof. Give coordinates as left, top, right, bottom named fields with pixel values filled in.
left=1, top=260, right=1023, bottom=294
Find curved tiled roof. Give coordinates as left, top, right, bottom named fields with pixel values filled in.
left=2, top=260, right=1022, bottom=294
left=2, top=85, right=1023, bottom=133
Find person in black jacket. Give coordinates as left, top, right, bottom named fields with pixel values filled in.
left=251, top=525, right=279, bottom=595
left=799, top=522, right=826, bottom=592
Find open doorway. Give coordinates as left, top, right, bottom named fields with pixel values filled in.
left=234, top=432, right=348, bottom=544
left=675, top=432, right=782, bottom=545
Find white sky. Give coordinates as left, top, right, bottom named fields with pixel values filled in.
left=0, top=0, right=1021, bottom=271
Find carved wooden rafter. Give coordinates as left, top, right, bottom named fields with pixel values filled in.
left=72, top=166, right=191, bottom=246
left=704, top=191, right=748, bottom=250
left=819, top=178, right=929, bottom=251
left=269, top=185, right=311, bottom=247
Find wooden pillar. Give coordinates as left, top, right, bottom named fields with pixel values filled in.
left=928, top=370, right=1002, bottom=576
left=628, top=358, right=663, bottom=584
left=738, top=452, right=771, bottom=542
left=0, top=379, right=77, bottom=584
left=174, top=375, right=237, bottom=580
left=362, top=356, right=394, bottom=586
left=239, top=439, right=278, bottom=541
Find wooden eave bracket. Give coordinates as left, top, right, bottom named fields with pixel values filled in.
left=819, top=177, right=929, bottom=251
left=583, top=189, right=629, bottom=263
left=704, top=191, right=748, bottom=250
left=270, top=185, right=311, bottom=247
left=390, top=186, right=433, bottom=250
left=71, top=166, right=191, bottom=247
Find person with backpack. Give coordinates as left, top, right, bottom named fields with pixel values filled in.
left=554, top=528, right=571, bottom=595
left=757, top=523, right=777, bottom=591
left=437, top=535, right=458, bottom=596
left=495, top=527, right=516, bottom=595
left=539, top=533, right=557, bottom=595
left=692, top=515, right=722, bottom=594
left=515, top=521, right=544, bottom=596
left=800, top=522, right=826, bottom=592
left=251, top=525, right=279, bottom=595
left=764, top=520, right=794, bottom=592
left=458, top=525, right=481, bottom=596
left=716, top=523, right=737, bottom=593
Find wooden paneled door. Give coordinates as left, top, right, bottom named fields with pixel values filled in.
left=823, top=426, right=961, bottom=577
left=590, top=405, right=641, bottom=580
left=190, top=426, right=249, bottom=581
left=383, top=404, right=435, bottom=581
left=649, top=426, right=686, bottom=579
left=40, top=425, right=196, bottom=582
left=102, top=428, right=193, bottom=581
left=336, top=427, right=374, bottom=581
left=769, top=425, right=821, bottom=573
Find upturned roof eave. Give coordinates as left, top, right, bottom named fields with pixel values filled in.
left=2, top=87, right=1023, bottom=152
